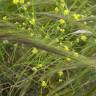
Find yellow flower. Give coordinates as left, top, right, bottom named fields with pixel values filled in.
left=59, top=19, right=65, bottom=24
left=23, top=6, right=27, bottom=11
left=60, top=29, right=65, bottom=33
left=27, top=2, right=30, bottom=5
left=32, top=48, right=38, bottom=54
left=41, top=80, right=47, bottom=87
left=76, top=38, right=80, bottom=43
left=37, top=64, right=43, bottom=68
left=66, top=57, right=71, bottom=62
left=73, top=14, right=81, bottom=21
left=80, top=35, right=87, bottom=41
left=64, top=9, right=70, bottom=15
left=73, top=52, right=79, bottom=57
left=58, top=71, right=64, bottom=76
left=64, top=45, right=69, bottom=51
left=29, top=18, right=36, bottom=25
left=2, top=16, right=7, bottom=21
left=13, top=0, right=19, bottom=4
left=45, top=34, right=50, bottom=39
left=57, top=26, right=60, bottom=30
left=55, top=7, right=59, bottom=12
left=19, top=0, right=24, bottom=4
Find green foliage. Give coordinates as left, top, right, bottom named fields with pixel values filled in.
left=0, top=0, right=96, bottom=96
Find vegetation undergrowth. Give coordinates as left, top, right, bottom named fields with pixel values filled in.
left=0, top=0, right=96, bottom=96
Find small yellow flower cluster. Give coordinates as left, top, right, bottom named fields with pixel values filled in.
left=57, top=26, right=60, bottom=30
left=13, top=0, right=18, bottom=4
left=60, top=29, right=65, bottom=33
left=32, top=48, right=38, bottom=54
left=29, top=18, right=36, bottom=25
left=73, top=52, right=79, bottom=57
left=57, top=19, right=66, bottom=33
left=23, top=6, right=27, bottom=11
left=37, top=64, right=43, bottom=68
left=76, top=35, right=87, bottom=43
left=64, top=9, right=70, bottom=15
left=41, top=80, right=47, bottom=87
left=66, top=57, right=71, bottom=62
left=27, top=2, right=30, bottom=5
left=55, top=7, right=59, bottom=13
left=58, top=71, right=64, bottom=77
left=76, top=38, right=80, bottom=43
left=58, top=70, right=64, bottom=82
left=2, top=16, right=7, bottom=21
left=13, top=0, right=24, bottom=5
left=32, top=64, right=43, bottom=72
left=80, top=35, right=87, bottom=41
left=59, top=19, right=65, bottom=25
left=64, top=45, right=69, bottom=51
left=55, top=8, right=70, bottom=15
left=57, top=26, right=65, bottom=33
left=73, top=14, right=81, bottom=21
left=45, top=34, right=50, bottom=39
